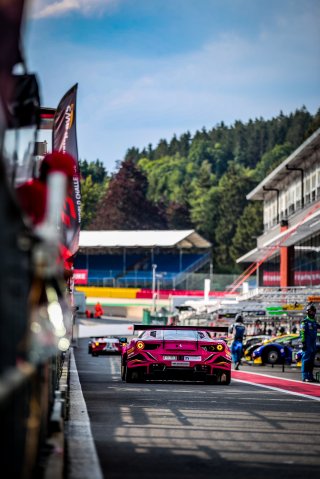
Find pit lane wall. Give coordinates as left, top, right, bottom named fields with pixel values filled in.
left=75, top=286, right=232, bottom=300
left=75, top=287, right=232, bottom=320
left=76, top=286, right=140, bottom=299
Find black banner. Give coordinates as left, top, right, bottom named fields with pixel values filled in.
left=52, top=84, right=81, bottom=260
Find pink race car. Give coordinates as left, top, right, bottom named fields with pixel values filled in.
left=121, top=325, right=231, bottom=384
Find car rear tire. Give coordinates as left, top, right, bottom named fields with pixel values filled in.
left=221, top=371, right=231, bottom=385
left=125, top=367, right=145, bottom=383
left=121, top=362, right=126, bottom=381
left=125, top=367, right=134, bottom=383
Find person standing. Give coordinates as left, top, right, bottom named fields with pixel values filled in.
left=229, top=313, right=246, bottom=370
left=94, top=302, right=104, bottom=318
left=300, top=303, right=319, bottom=382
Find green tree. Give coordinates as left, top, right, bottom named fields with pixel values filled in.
left=79, top=159, right=108, bottom=183
left=80, top=175, right=108, bottom=229
left=188, top=138, right=215, bottom=167
left=190, top=185, right=221, bottom=240
left=285, top=107, right=313, bottom=146
left=168, top=135, right=180, bottom=156
left=88, top=159, right=167, bottom=230
left=305, top=108, right=320, bottom=138
left=138, top=154, right=192, bottom=206
left=211, top=142, right=230, bottom=178
left=166, top=202, right=192, bottom=229
left=178, top=131, right=192, bottom=157
left=233, top=120, right=248, bottom=166
left=254, top=143, right=293, bottom=182
left=124, top=147, right=140, bottom=164
left=230, top=202, right=263, bottom=262
left=214, top=164, right=255, bottom=271
left=154, top=139, right=169, bottom=159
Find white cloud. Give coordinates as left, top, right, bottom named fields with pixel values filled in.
left=26, top=2, right=320, bottom=170
left=64, top=27, right=318, bottom=168
left=31, top=0, right=120, bottom=19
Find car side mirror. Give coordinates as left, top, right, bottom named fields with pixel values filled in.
left=119, top=337, right=127, bottom=344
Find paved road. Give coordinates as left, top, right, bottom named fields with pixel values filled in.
left=72, top=337, right=320, bottom=479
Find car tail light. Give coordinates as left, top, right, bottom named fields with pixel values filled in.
left=135, top=341, right=160, bottom=351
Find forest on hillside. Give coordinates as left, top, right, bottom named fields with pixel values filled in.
left=79, top=107, right=320, bottom=273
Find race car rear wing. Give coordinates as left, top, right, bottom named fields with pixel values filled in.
left=133, top=324, right=229, bottom=333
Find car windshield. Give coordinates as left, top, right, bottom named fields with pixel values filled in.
left=141, top=329, right=210, bottom=340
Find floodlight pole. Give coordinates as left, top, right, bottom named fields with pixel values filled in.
left=152, top=264, right=157, bottom=312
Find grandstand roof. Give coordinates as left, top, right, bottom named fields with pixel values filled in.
left=79, top=230, right=211, bottom=251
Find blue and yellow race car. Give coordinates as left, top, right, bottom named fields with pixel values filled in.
left=252, top=334, right=300, bottom=365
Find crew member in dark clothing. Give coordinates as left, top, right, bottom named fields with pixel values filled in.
left=300, top=303, right=319, bottom=382
left=229, top=314, right=246, bottom=370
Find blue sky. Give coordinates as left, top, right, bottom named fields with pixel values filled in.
left=24, top=0, right=320, bottom=172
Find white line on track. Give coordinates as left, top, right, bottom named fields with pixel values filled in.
left=235, top=370, right=320, bottom=385
left=233, top=378, right=320, bottom=402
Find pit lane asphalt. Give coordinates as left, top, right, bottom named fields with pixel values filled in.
left=66, top=337, right=320, bottom=479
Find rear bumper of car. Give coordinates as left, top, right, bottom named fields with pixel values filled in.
left=127, top=358, right=230, bottom=380
left=92, top=347, right=121, bottom=355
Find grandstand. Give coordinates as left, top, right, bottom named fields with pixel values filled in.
left=74, top=230, right=212, bottom=288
